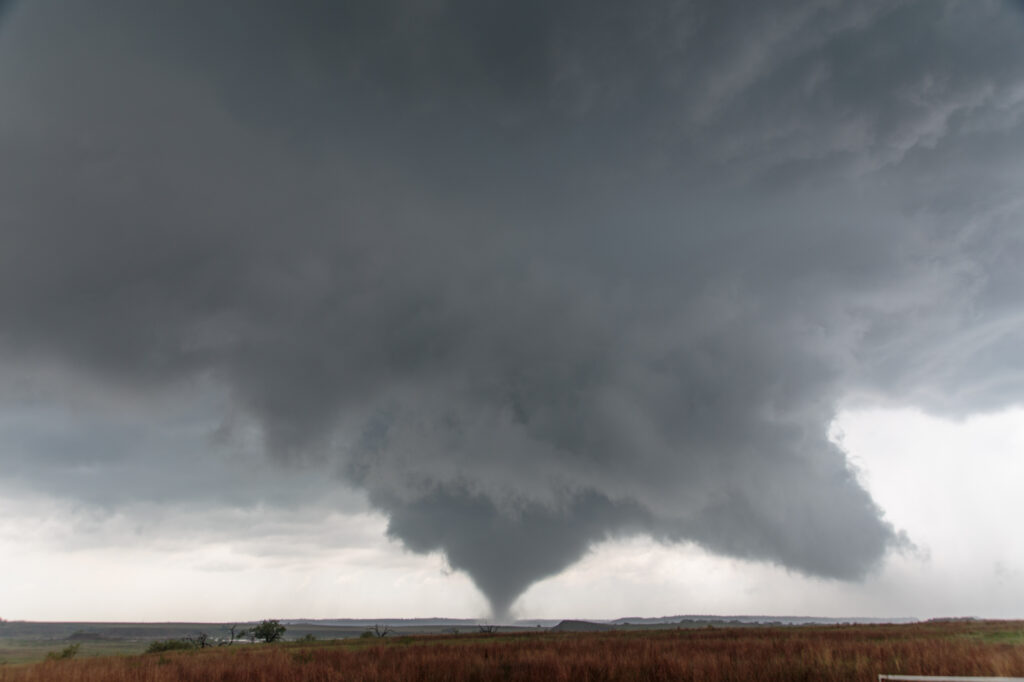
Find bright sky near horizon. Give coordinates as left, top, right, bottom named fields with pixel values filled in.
left=2, top=407, right=1023, bottom=621
left=2, top=1, right=1024, bottom=622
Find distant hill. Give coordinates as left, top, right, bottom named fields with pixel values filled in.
left=0, top=615, right=922, bottom=643
left=611, top=615, right=918, bottom=626
left=551, top=620, right=615, bottom=632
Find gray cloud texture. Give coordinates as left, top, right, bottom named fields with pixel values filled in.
left=2, top=1, right=1024, bottom=617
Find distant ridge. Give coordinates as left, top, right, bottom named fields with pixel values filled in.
left=552, top=620, right=615, bottom=632
left=610, top=615, right=918, bottom=626
left=283, top=615, right=918, bottom=628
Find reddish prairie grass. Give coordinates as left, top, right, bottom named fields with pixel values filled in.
left=2, top=621, right=1022, bottom=682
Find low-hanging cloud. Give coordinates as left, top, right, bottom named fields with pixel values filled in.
left=2, top=0, right=1023, bottom=618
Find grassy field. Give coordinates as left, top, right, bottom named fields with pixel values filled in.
left=0, top=638, right=148, bottom=663
left=1, top=620, right=1022, bottom=681
left=0, top=620, right=373, bottom=665
left=0, top=622, right=228, bottom=665
left=0, top=639, right=147, bottom=666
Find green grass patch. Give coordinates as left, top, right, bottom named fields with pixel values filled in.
left=0, top=639, right=148, bottom=665
left=960, top=629, right=1024, bottom=644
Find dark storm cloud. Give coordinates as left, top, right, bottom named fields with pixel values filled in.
left=2, top=0, right=1024, bottom=617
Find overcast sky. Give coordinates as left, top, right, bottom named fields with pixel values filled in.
left=1, top=0, right=1023, bottom=622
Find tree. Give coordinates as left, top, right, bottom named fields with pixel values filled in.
left=250, top=619, right=286, bottom=643
left=222, top=623, right=247, bottom=645
left=187, top=632, right=211, bottom=649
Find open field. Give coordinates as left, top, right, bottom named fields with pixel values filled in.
left=0, top=619, right=532, bottom=664
left=0, top=639, right=143, bottom=667
left=1, top=620, right=1022, bottom=681
left=0, top=616, right=859, bottom=665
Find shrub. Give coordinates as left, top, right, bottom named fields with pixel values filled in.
left=146, top=639, right=196, bottom=654
left=45, top=643, right=80, bottom=660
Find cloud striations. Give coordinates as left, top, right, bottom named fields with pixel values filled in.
left=2, top=1, right=1024, bottom=617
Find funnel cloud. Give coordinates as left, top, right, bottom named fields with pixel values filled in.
left=2, top=1, right=1024, bottom=617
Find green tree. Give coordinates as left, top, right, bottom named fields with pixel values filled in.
left=251, top=619, right=286, bottom=643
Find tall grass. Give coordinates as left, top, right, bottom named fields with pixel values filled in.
left=2, top=621, right=1022, bottom=682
